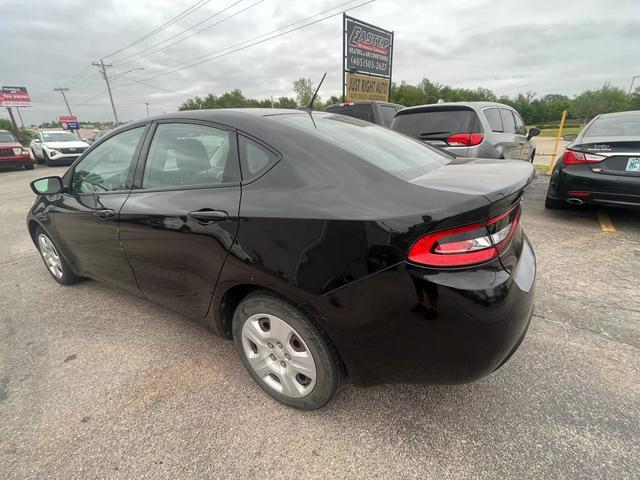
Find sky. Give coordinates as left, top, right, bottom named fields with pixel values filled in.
left=2, top=0, right=639, bottom=125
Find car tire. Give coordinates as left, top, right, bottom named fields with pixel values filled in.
left=32, top=149, right=42, bottom=164
left=42, top=150, right=53, bottom=167
left=35, top=226, right=81, bottom=285
left=232, top=291, right=342, bottom=410
left=24, top=163, right=34, bottom=170
left=545, top=195, right=566, bottom=209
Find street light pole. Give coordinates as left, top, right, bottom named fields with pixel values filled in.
left=93, top=59, right=118, bottom=126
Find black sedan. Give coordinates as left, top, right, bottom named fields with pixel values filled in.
left=27, top=109, right=536, bottom=410
left=546, top=110, right=640, bottom=209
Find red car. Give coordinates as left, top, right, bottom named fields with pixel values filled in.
left=0, top=129, right=34, bottom=169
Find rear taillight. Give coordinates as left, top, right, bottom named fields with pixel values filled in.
left=407, top=204, right=521, bottom=267
left=446, top=133, right=484, bottom=147
left=563, top=150, right=605, bottom=164
left=339, top=102, right=355, bottom=106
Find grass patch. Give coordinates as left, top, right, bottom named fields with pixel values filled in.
left=535, top=125, right=584, bottom=138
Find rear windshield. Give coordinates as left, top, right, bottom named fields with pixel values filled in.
left=270, top=113, right=450, bottom=181
left=326, top=104, right=373, bottom=123
left=0, top=132, right=17, bottom=142
left=583, top=114, right=640, bottom=137
left=392, top=108, right=479, bottom=140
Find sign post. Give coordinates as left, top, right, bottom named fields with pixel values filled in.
left=343, top=15, right=394, bottom=102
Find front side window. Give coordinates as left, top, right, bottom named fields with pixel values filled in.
left=142, top=123, right=238, bottom=189
left=71, top=127, right=145, bottom=193
left=500, top=109, right=516, bottom=134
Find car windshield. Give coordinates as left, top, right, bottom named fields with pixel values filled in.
left=0, top=132, right=17, bottom=142
left=270, top=113, right=450, bottom=181
left=42, top=132, right=76, bottom=142
left=583, top=114, right=640, bottom=137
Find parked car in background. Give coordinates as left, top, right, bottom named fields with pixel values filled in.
left=26, top=109, right=535, bottom=410
left=546, top=110, right=640, bottom=209
left=325, top=101, right=405, bottom=128
left=391, top=102, right=540, bottom=161
left=0, top=129, right=33, bottom=170
left=30, top=130, right=90, bottom=166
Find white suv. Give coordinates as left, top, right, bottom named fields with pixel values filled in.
left=31, top=130, right=89, bottom=166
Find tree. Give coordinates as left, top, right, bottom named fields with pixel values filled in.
left=293, top=78, right=316, bottom=106
left=571, top=84, right=628, bottom=122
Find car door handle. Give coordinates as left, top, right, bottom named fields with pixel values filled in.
left=188, top=209, right=228, bottom=222
left=95, top=208, right=115, bottom=219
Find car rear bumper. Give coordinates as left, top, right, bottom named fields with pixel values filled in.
left=306, top=236, right=536, bottom=385
left=549, top=166, right=640, bottom=208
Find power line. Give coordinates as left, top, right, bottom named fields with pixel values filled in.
left=103, top=0, right=212, bottom=59
left=125, top=0, right=373, bottom=84
left=111, top=72, right=199, bottom=98
left=115, top=0, right=250, bottom=66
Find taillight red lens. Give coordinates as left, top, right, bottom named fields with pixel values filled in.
left=446, top=133, right=484, bottom=147
left=407, top=205, right=521, bottom=267
left=563, top=150, right=605, bottom=164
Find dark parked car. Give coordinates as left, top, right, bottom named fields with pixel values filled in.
left=0, top=129, right=33, bottom=169
left=27, top=109, right=536, bottom=410
left=325, top=101, right=405, bottom=127
left=546, top=110, right=640, bottom=209
left=391, top=102, right=540, bottom=161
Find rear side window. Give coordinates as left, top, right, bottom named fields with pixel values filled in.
left=271, top=113, right=449, bottom=181
left=238, top=136, right=279, bottom=181
left=142, top=123, right=239, bottom=189
left=500, top=109, right=516, bottom=134
left=379, top=105, right=398, bottom=127
left=484, top=108, right=503, bottom=132
left=391, top=108, right=479, bottom=140
left=513, top=112, right=527, bottom=135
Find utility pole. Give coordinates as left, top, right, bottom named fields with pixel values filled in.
left=15, top=107, right=25, bottom=127
left=144, top=102, right=150, bottom=118
left=92, top=59, right=118, bottom=126
left=628, top=76, right=640, bottom=97
left=54, top=87, right=81, bottom=138
left=53, top=87, right=73, bottom=115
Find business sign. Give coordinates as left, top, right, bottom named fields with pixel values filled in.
left=59, top=115, right=79, bottom=131
left=344, top=15, right=393, bottom=77
left=0, top=86, right=32, bottom=107
left=345, top=73, right=390, bottom=102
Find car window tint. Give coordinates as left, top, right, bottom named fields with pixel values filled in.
left=71, top=127, right=145, bottom=193
left=238, top=135, right=278, bottom=181
left=143, top=123, right=237, bottom=189
left=583, top=114, right=640, bottom=137
left=272, top=113, right=449, bottom=181
left=391, top=108, right=478, bottom=140
left=512, top=112, right=527, bottom=135
left=499, top=109, right=516, bottom=134
left=0, top=132, right=17, bottom=142
left=484, top=108, right=503, bottom=132
left=338, top=104, right=373, bottom=122
left=379, top=105, right=398, bottom=127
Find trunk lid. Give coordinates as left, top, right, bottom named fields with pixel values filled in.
left=574, top=136, right=640, bottom=178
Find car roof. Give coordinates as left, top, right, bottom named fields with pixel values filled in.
left=398, top=101, right=513, bottom=114
left=595, top=110, right=640, bottom=119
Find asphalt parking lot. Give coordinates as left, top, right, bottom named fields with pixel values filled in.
left=1, top=165, right=638, bottom=479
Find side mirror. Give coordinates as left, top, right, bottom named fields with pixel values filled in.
left=563, top=134, right=577, bottom=142
left=32, top=138, right=41, bottom=143
left=30, top=176, right=63, bottom=195
left=527, top=127, right=541, bottom=140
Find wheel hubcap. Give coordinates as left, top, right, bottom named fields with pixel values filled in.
left=241, top=313, right=317, bottom=398
left=38, top=234, right=63, bottom=279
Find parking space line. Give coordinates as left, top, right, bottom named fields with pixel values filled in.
left=596, top=209, right=616, bottom=234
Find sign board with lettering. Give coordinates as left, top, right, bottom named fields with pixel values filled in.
left=59, top=115, right=79, bottom=131
left=345, top=73, right=390, bottom=102
left=0, top=86, right=32, bottom=107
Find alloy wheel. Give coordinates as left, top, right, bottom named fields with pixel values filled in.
left=38, top=234, right=63, bottom=279
left=241, top=313, right=317, bottom=398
